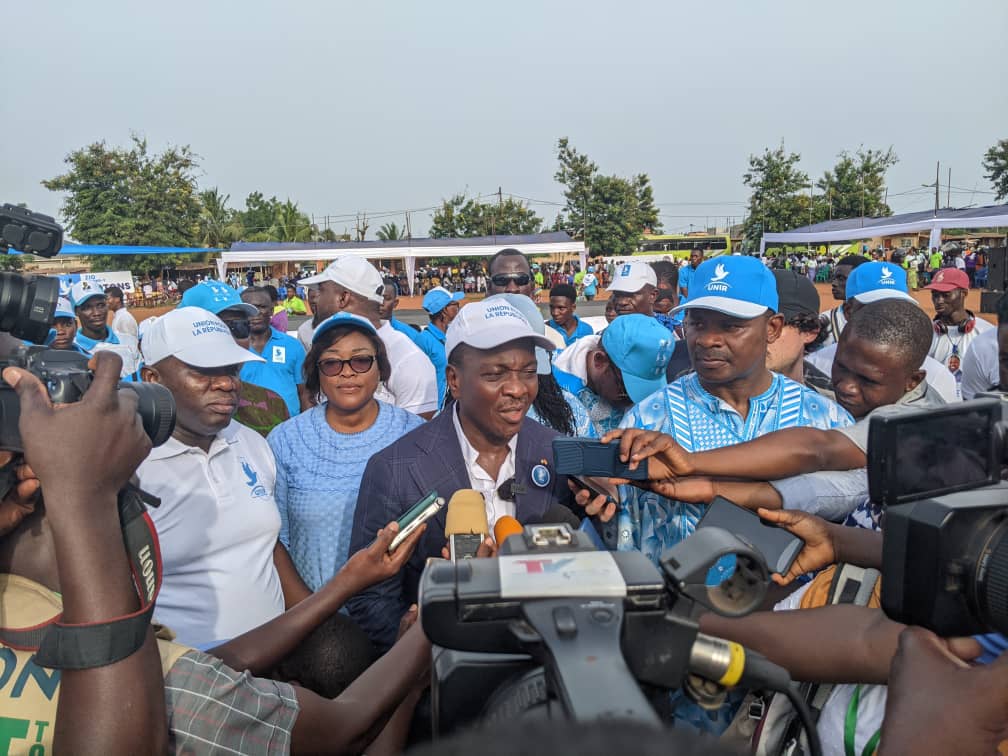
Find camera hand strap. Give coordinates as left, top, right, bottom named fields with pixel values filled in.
left=0, top=484, right=163, bottom=669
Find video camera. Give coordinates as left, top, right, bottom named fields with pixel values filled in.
left=0, top=204, right=176, bottom=451
left=420, top=521, right=784, bottom=735
left=868, top=396, right=1008, bottom=635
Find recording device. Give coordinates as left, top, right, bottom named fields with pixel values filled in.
left=0, top=345, right=176, bottom=452
left=493, top=515, right=523, bottom=546
left=0, top=205, right=63, bottom=344
left=696, top=496, right=804, bottom=576
left=421, top=521, right=793, bottom=735
left=444, top=489, right=489, bottom=560
left=389, top=491, right=444, bottom=552
left=552, top=438, right=649, bottom=480
left=867, top=398, right=1008, bottom=635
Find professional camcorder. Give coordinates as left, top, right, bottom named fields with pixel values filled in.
left=868, top=396, right=1008, bottom=635
left=0, top=204, right=176, bottom=450
left=420, top=521, right=794, bottom=735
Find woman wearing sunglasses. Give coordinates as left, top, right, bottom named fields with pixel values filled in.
left=266, top=313, right=424, bottom=592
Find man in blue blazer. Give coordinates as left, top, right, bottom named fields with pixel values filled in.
left=348, top=298, right=575, bottom=650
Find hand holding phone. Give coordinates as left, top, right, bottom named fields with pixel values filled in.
left=389, top=492, right=444, bottom=552
left=696, top=496, right=804, bottom=576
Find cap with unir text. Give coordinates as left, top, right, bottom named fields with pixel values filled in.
left=180, top=280, right=258, bottom=316
left=141, top=307, right=265, bottom=368
left=54, top=297, right=75, bottom=320
left=772, top=269, right=820, bottom=320
left=490, top=293, right=551, bottom=375
left=671, top=255, right=778, bottom=318
left=311, top=312, right=378, bottom=345
left=607, top=261, right=658, bottom=294
left=844, top=261, right=916, bottom=305
left=924, top=267, right=970, bottom=293
left=422, top=286, right=465, bottom=315
left=69, top=280, right=106, bottom=308
left=601, top=314, right=674, bottom=403
left=299, top=256, right=385, bottom=304
left=444, top=298, right=555, bottom=362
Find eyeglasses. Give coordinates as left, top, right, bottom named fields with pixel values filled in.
left=490, top=273, right=531, bottom=287
left=318, top=355, right=377, bottom=376
left=222, top=319, right=251, bottom=339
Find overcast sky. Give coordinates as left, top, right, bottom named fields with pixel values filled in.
left=3, top=0, right=1006, bottom=238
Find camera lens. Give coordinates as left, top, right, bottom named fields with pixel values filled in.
left=976, top=516, right=1008, bottom=635
left=0, top=274, right=59, bottom=344
left=120, top=382, right=176, bottom=447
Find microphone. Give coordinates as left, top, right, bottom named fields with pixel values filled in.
left=444, top=489, right=489, bottom=561
left=493, top=515, right=523, bottom=548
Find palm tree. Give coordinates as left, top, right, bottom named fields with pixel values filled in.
left=198, top=188, right=242, bottom=247
left=376, top=222, right=405, bottom=241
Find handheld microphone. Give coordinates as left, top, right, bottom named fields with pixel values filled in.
left=493, top=515, right=523, bottom=547
left=444, top=489, right=489, bottom=561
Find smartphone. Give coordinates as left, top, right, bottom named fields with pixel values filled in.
left=570, top=476, right=620, bottom=550
left=389, top=491, right=445, bottom=552
left=696, top=496, right=804, bottom=576
left=569, top=474, right=620, bottom=504
left=553, top=438, right=648, bottom=480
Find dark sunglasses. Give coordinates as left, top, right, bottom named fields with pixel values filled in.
left=318, top=355, right=377, bottom=377
left=491, top=273, right=531, bottom=287
left=222, top=320, right=251, bottom=339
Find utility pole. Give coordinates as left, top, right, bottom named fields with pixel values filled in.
left=947, top=167, right=952, bottom=208
left=935, top=161, right=940, bottom=214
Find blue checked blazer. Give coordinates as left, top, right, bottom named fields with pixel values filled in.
left=347, top=409, right=572, bottom=650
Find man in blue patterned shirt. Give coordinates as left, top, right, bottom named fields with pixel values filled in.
left=587, top=255, right=853, bottom=565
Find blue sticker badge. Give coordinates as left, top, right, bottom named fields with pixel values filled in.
left=531, top=464, right=550, bottom=488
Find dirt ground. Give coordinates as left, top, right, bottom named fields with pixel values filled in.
left=128, top=283, right=996, bottom=324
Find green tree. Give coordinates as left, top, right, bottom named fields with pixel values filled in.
left=982, top=138, right=1008, bottom=202
left=235, top=193, right=314, bottom=242
left=376, top=222, right=406, bottom=241
left=198, top=188, right=244, bottom=247
left=43, top=136, right=204, bottom=275
left=817, top=146, right=898, bottom=220
left=429, top=194, right=542, bottom=238
left=742, top=143, right=810, bottom=247
left=553, top=138, right=661, bottom=254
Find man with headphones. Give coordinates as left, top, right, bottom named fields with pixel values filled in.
left=925, top=267, right=993, bottom=393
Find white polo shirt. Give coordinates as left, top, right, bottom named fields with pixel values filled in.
left=452, top=406, right=516, bottom=530
left=111, top=306, right=139, bottom=340
left=377, top=321, right=438, bottom=416
left=137, top=420, right=285, bottom=649
left=960, top=326, right=1000, bottom=399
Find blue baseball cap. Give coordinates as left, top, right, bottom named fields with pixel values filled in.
left=422, top=286, right=465, bottom=315
left=312, top=312, right=378, bottom=345
left=671, top=256, right=778, bottom=318
left=844, top=261, right=916, bottom=304
left=181, top=280, right=257, bottom=316
left=600, top=314, right=673, bottom=403
left=54, top=297, right=75, bottom=320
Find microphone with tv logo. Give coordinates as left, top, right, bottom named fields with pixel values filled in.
left=444, top=489, right=489, bottom=561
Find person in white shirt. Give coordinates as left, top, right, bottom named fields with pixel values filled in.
left=106, top=286, right=139, bottom=340
left=960, top=294, right=1008, bottom=399
left=805, top=261, right=961, bottom=403
left=137, top=306, right=311, bottom=648
left=302, top=256, right=438, bottom=419
left=924, top=268, right=994, bottom=396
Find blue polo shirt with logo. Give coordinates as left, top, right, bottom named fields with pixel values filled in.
left=241, top=327, right=306, bottom=417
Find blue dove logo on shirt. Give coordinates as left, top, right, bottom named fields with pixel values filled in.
left=241, top=458, right=268, bottom=498
left=706, top=263, right=730, bottom=292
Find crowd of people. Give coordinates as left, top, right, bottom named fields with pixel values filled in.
left=3, top=242, right=1008, bottom=755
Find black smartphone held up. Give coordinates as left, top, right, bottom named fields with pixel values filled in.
left=552, top=438, right=649, bottom=480
left=866, top=398, right=1002, bottom=508
left=696, top=496, right=804, bottom=576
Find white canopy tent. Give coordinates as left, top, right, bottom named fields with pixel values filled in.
left=760, top=204, right=1008, bottom=255
left=218, top=232, right=587, bottom=294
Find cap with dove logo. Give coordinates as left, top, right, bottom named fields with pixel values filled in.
left=844, top=261, right=916, bottom=304
left=671, top=255, right=778, bottom=319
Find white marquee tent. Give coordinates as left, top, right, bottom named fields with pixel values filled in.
left=760, top=203, right=1008, bottom=255
left=218, top=232, right=587, bottom=293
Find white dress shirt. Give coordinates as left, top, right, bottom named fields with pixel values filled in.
left=452, top=405, right=516, bottom=530
left=377, top=321, right=439, bottom=416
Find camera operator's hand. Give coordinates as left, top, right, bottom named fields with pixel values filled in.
left=755, top=508, right=838, bottom=585
left=0, top=453, right=40, bottom=537
left=340, top=521, right=426, bottom=595
left=601, top=428, right=695, bottom=478
left=3, top=351, right=150, bottom=503
left=879, top=626, right=1008, bottom=755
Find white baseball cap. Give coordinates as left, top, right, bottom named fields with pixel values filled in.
left=141, top=307, right=265, bottom=368
left=70, top=280, right=106, bottom=307
left=299, top=256, right=385, bottom=304
left=445, top=299, right=555, bottom=361
left=489, top=293, right=551, bottom=375
left=137, top=315, right=159, bottom=342
left=607, top=261, right=657, bottom=294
